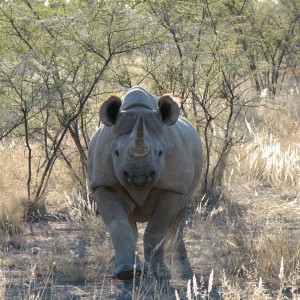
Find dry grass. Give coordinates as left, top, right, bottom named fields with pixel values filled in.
left=241, top=97, right=300, bottom=187
left=187, top=191, right=300, bottom=299
left=210, top=100, right=300, bottom=299
left=244, top=131, right=300, bottom=186
left=0, top=142, right=27, bottom=246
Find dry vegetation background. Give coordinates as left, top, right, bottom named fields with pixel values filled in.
left=0, top=0, right=300, bottom=299
left=0, top=95, right=299, bottom=299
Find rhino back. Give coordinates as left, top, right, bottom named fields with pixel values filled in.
left=121, top=87, right=158, bottom=110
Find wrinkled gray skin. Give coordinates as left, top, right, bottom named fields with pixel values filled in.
left=88, top=87, right=202, bottom=280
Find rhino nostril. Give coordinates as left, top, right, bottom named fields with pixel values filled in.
left=147, top=171, right=156, bottom=182
left=123, top=171, right=132, bottom=184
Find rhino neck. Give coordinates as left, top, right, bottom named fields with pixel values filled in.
left=126, top=187, right=151, bottom=207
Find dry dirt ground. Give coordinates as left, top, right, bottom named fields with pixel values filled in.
left=0, top=180, right=299, bottom=299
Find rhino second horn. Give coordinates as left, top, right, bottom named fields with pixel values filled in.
left=129, top=116, right=150, bottom=157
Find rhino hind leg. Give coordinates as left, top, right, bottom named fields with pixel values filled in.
left=172, top=235, right=193, bottom=279
left=166, top=210, right=193, bottom=280
left=143, top=229, right=172, bottom=280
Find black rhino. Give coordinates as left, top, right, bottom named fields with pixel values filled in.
left=88, top=87, right=202, bottom=280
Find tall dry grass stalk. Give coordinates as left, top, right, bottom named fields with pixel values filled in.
left=0, top=269, right=6, bottom=299
left=245, top=132, right=300, bottom=186
left=0, top=141, right=27, bottom=241
left=64, top=180, right=97, bottom=221
left=0, top=138, right=79, bottom=222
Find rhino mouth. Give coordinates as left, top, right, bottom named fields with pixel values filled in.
left=132, top=175, right=153, bottom=187
left=122, top=170, right=157, bottom=188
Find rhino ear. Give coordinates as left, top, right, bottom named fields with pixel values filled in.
left=158, top=95, right=180, bottom=126
left=100, top=95, right=122, bottom=127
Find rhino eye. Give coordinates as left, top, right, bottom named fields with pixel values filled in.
left=115, top=150, right=120, bottom=157
left=158, top=151, right=163, bottom=157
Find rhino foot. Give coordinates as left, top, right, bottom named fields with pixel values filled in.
left=144, top=262, right=171, bottom=280
left=112, top=263, right=142, bottom=280
left=153, top=267, right=171, bottom=280
left=173, top=257, right=193, bottom=280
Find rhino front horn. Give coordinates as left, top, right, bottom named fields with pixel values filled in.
left=129, top=115, right=150, bottom=157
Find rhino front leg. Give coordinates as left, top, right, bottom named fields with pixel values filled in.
left=143, top=192, right=182, bottom=280
left=93, top=187, right=142, bottom=280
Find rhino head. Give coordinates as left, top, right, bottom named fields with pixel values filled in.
left=100, top=94, right=180, bottom=189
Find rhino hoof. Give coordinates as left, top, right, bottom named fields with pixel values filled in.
left=113, top=263, right=142, bottom=280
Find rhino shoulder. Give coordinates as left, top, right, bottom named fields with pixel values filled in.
left=156, top=118, right=202, bottom=195
left=88, top=126, right=119, bottom=191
